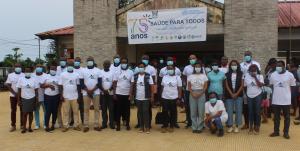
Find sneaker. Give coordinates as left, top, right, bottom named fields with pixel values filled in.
left=34, top=126, right=40, bottom=130
left=9, top=126, right=16, bottom=132
left=161, top=128, right=167, bottom=133
left=234, top=127, right=239, bottom=133
left=73, top=126, right=81, bottom=131
left=83, top=127, right=89, bottom=133
left=227, top=127, right=233, bottom=133
left=62, top=127, right=69, bottom=132
left=94, top=127, right=102, bottom=131
left=269, top=132, right=280, bottom=137
left=283, top=133, right=290, bottom=139
left=138, top=128, right=144, bottom=133
left=145, top=128, right=150, bottom=134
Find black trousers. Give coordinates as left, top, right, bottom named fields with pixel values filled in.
left=101, top=94, right=114, bottom=127
left=10, top=97, right=23, bottom=127
left=162, top=99, right=177, bottom=128
left=44, top=94, right=60, bottom=127
left=115, top=95, right=130, bottom=126
left=273, top=105, right=290, bottom=134
left=243, top=104, right=249, bottom=126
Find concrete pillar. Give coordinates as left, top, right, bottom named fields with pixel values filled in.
left=224, top=0, right=278, bottom=71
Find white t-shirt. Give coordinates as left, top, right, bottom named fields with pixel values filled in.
left=161, top=75, right=182, bottom=100
left=5, top=72, right=24, bottom=97
left=16, top=77, right=39, bottom=99
left=131, top=74, right=154, bottom=100
left=187, top=74, right=208, bottom=90
left=231, top=73, right=237, bottom=90
left=270, top=71, right=296, bottom=105
left=114, top=69, right=134, bottom=95
left=159, top=66, right=181, bottom=77
left=205, top=100, right=228, bottom=123
left=110, top=64, right=120, bottom=74
left=134, top=65, right=157, bottom=77
left=219, top=66, right=228, bottom=74
left=81, top=67, right=101, bottom=96
left=74, top=67, right=85, bottom=79
left=101, top=70, right=114, bottom=94
left=56, top=66, right=67, bottom=76
left=59, top=72, right=80, bottom=101
left=240, top=60, right=261, bottom=75
left=183, top=65, right=206, bottom=90
left=44, top=74, right=60, bottom=96
left=244, top=73, right=264, bottom=98
left=32, top=73, right=47, bottom=102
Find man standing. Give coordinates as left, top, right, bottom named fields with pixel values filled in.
left=159, top=57, right=181, bottom=77
left=57, top=57, right=67, bottom=76
left=110, top=54, right=121, bottom=74
left=80, top=57, right=102, bottom=132
left=59, top=61, right=81, bottom=132
left=5, top=63, right=24, bottom=132
left=269, top=61, right=296, bottom=139
left=219, top=56, right=229, bottom=74
left=74, top=57, right=85, bottom=124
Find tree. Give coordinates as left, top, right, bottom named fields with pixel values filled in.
left=12, top=47, right=23, bottom=63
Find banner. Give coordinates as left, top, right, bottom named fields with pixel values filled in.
left=127, top=7, right=207, bottom=44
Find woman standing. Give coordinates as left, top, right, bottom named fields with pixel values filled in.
left=41, top=65, right=60, bottom=132
left=244, top=64, right=264, bottom=135
left=187, top=61, right=208, bottom=133
left=130, top=62, right=154, bottom=133
left=224, top=60, right=244, bottom=133
left=17, top=67, right=39, bottom=133
left=113, top=58, right=134, bottom=131
left=161, top=65, right=182, bottom=133
left=207, top=61, right=226, bottom=100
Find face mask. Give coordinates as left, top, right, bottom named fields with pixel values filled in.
left=159, top=60, right=164, bottom=64
left=209, top=98, right=217, bottom=104
left=25, top=73, right=31, bottom=78
left=50, top=70, right=56, bottom=76
left=167, top=70, right=174, bottom=75
left=121, top=64, right=127, bottom=70
left=138, top=68, right=145, bottom=73
left=74, top=61, right=80, bottom=67
left=142, top=59, right=149, bottom=65
left=36, top=67, right=43, bottom=73
left=60, top=61, right=66, bottom=67
left=114, top=58, right=120, bottom=64
left=167, top=61, right=173, bottom=66
left=67, top=66, right=74, bottom=72
left=205, top=67, right=211, bottom=73
left=195, top=67, right=201, bottom=73
left=276, top=67, right=283, bottom=73
left=190, top=59, right=196, bottom=65
left=244, top=56, right=252, bottom=62
left=87, top=61, right=94, bottom=67
left=15, top=67, right=21, bottom=74
left=231, top=65, right=237, bottom=71
left=212, top=65, right=219, bottom=71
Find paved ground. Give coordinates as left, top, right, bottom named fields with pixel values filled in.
left=0, top=92, right=300, bottom=151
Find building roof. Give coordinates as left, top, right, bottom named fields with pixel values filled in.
left=35, top=26, right=74, bottom=40
left=278, top=1, right=300, bottom=28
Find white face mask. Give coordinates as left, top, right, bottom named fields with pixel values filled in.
left=212, top=65, right=219, bottom=71
left=195, top=67, right=201, bottom=73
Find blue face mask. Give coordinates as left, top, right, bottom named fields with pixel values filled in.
left=138, top=68, right=145, bottom=73
left=67, top=66, right=74, bottom=72
left=60, top=61, right=66, bottom=67
left=190, top=59, right=196, bottom=65
left=167, top=61, right=174, bottom=66
left=142, top=59, right=149, bottom=65
left=167, top=70, right=174, bottom=75
left=114, top=58, right=120, bottom=64
left=87, top=61, right=94, bottom=67
left=15, top=67, right=21, bottom=74
left=276, top=67, right=283, bottom=73
left=74, top=61, right=80, bottom=67
left=121, top=64, right=127, bottom=70
left=209, top=98, right=217, bottom=104
left=50, top=70, right=56, bottom=76
left=36, top=67, right=43, bottom=73
left=244, top=56, right=252, bottom=62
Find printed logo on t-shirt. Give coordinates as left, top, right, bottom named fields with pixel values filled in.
left=105, top=78, right=111, bottom=82
left=122, top=75, right=128, bottom=80
left=26, top=84, right=31, bottom=88
left=251, top=82, right=256, bottom=86
left=52, top=81, right=57, bottom=85
left=69, top=80, right=75, bottom=85
left=168, top=82, right=175, bottom=87
left=277, top=82, right=284, bottom=87
left=138, top=82, right=144, bottom=86
left=89, top=75, right=95, bottom=79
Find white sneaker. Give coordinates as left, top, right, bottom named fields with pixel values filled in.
left=234, top=127, right=239, bottom=133
left=227, top=127, right=233, bottom=133
left=34, top=126, right=40, bottom=130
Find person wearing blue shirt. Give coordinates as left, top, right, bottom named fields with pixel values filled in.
left=207, top=61, right=226, bottom=100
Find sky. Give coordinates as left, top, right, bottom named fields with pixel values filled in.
left=0, top=0, right=226, bottom=61
left=0, top=0, right=73, bottom=61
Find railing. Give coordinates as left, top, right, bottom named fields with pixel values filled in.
left=119, top=0, right=136, bottom=8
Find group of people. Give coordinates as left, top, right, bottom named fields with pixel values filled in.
left=5, top=51, right=300, bottom=139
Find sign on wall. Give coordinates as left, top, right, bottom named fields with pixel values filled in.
left=127, top=7, right=207, bottom=44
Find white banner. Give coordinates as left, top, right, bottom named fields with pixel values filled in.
left=127, top=7, right=207, bottom=44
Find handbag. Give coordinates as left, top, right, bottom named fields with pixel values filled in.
left=155, top=106, right=164, bottom=125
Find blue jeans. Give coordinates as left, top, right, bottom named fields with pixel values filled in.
left=34, top=101, right=45, bottom=127
left=225, top=97, right=243, bottom=127
left=189, top=92, right=205, bottom=131
left=247, top=94, right=262, bottom=128
left=206, top=117, right=223, bottom=130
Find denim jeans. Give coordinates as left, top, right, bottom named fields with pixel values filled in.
left=225, top=97, right=243, bottom=127
left=189, top=91, right=205, bottom=131
left=34, top=101, right=45, bottom=128
left=247, top=94, right=262, bottom=128
left=206, top=116, right=223, bottom=130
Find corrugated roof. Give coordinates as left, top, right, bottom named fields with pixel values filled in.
left=278, top=2, right=300, bottom=28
